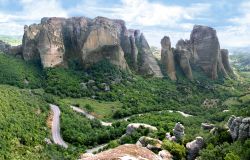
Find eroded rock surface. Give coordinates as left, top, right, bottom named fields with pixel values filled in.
left=136, top=136, right=162, bottom=152
left=80, top=144, right=163, bottom=160
left=173, top=122, right=185, bottom=142
left=22, top=16, right=162, bottom=77
left=161, top=25, right=233, bottom=80
left=186, top=137, right=204, bottom=160
left=228, top=115, right=250, bottom=140
left=161, top=36, right=176, bottom=80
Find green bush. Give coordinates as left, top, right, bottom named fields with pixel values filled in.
left=162, top=140, right=186, bottom=160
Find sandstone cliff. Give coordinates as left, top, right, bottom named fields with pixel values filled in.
left=161, top=25, right=233, bottom=80
left=22, top=16, right=163, bottom=77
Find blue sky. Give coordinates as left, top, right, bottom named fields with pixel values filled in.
left=0, top=0, right=250, bottom=49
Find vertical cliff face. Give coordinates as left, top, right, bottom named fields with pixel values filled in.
left=161, top=25, right=234, bottom=80
left=190, top=25, right=222, bottom=79
left=22, top=16, right=162, bottom=77
left=161, top=36, right=176, bottom=80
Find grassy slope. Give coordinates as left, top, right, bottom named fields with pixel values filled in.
left=60, top=98, right=122, bottom=120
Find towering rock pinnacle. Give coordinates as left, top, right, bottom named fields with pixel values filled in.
left=161, top=36, right=176, bottom=80
left=161, top=25, right=234, bottom=80
left=21, top=16, right=163, bottom=77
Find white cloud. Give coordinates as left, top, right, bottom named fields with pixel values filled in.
left=218, top=1, right=250, bottom=48
left=0, top=0, right=67, bottom=35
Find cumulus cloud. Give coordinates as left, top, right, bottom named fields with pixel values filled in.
left=0, top=0, right=67, bottom=35
left=218, top=1, right=250, bottom=48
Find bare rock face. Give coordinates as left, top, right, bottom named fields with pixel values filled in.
left=80, top=144, right=163, bottom=160
left=137, top=33, right=163, bottom=77
left=186, top=137, right=204, bottom=160
left=22, top=24, right=42, bottom=60
left=22, top=16, right=162, bottom=77
left=228, top=115, right=250, bottom=140
left=38, top=18, right=66, bottom=67
left=161, top=25, right=233, bottom=80
left=221, top=49, right=233, bottom=75
left=161, top=36, right=176, bottom=80
left=175, top=49, right=193, bottom=80
left=190, top=25, right=221, bottom=79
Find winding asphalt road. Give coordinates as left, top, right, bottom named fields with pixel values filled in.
left=50, top=104, right=68, bottom=148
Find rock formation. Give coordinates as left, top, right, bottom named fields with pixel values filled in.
left=21, top=16, right=162, bottom=77
left=186, top=136, right=204, bottom=160
left=161, top=25, right=234, bottom=80
left=80, top=144, right=165, bottom=160
left=136, top=136, right=162, bottom=152
left=173, top=122, right=185, bottom=142
left=228, top=115, right=250, bottom=140
left=221, top=49, right=233, bottom=75
left=161, top=36, right=176, bottom=80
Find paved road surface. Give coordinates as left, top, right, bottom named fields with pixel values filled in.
left=50, top=104, right=68, bottom=148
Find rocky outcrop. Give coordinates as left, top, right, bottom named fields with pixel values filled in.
left=22, top=16, right=162, bottom=77
left=173, top=122, right=185, bottom=142
left=161, top=25, right=233, bottom=80
left=80, top=144, right=164, bottom=160
left=136, top=136, right=162, bottom=152
left=186, top=137, right=204, bottom=160
left=126, top=123, right=158, bottom=135
left=161, top=36, right=176, bottom=80
left=228, top=115, right=250, bottom=140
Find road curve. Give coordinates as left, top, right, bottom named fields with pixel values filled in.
left=70, top=106, right=112, bottom=126
left=50, top=104, right=68, bottom=148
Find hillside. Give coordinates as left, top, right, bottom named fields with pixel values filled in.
left=0, top=15, right=249, bottom=159
left=0, top=49, right=249, bottom=159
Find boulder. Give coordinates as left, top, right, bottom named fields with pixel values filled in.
left=126, top=123, right=157, bottom=135
left=186, top=137, right=204, bottom=160
left=173, top=122, right=185, bottom=142
left=158, top=150, right=173, bottom=160
left=228, top=115, right=250, bottom=140
left=80, top=144, right=163, bottom=160
left=136, top=136, right=162, bottom=152
left=161, top=36, right=176, bottom=80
